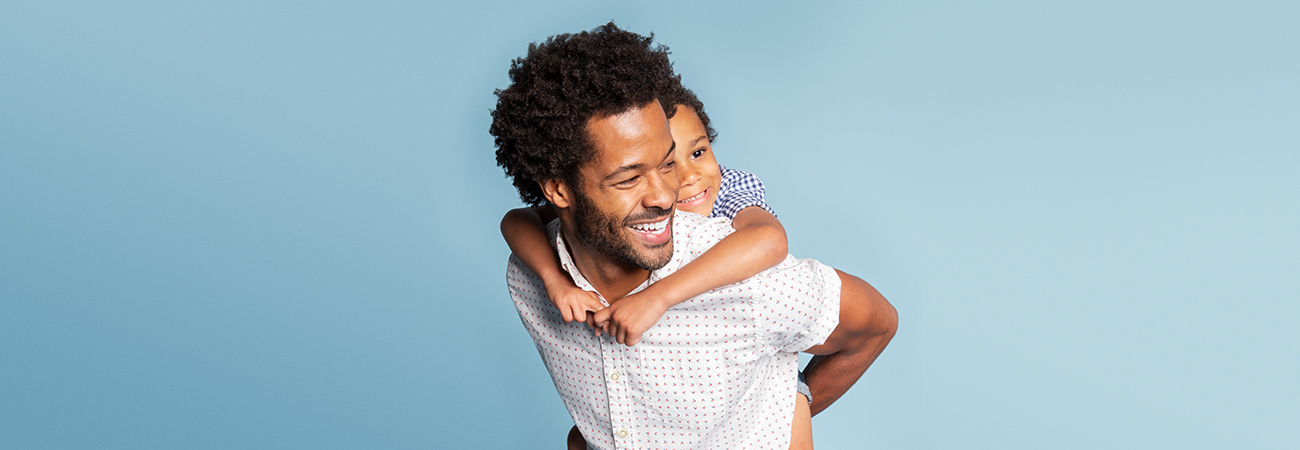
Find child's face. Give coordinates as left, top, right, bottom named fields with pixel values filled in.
left=668, top=106, right=722, bottom=216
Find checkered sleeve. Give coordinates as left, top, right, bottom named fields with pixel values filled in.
left=710, top=166, right=776, bottom=220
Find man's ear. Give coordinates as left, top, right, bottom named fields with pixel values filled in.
left=540, top=179, right=574, bottom=209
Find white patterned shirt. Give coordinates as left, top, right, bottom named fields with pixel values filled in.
left=506, top=211, right=841, bottom=450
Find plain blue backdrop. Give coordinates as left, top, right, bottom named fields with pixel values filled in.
left=2, top=1, right=1297, bottom=448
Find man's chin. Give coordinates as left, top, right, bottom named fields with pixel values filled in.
left=643, top=242, right=673, bottom=270
left=617, top=238, right=672, bottom=271
left=621, top=215, right=673, bottom=269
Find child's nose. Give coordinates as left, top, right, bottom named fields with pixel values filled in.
left=678, top=164, right=701, bottom=186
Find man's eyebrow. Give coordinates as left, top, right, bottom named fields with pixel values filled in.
left=603, top=142, right=677, bottom=183
left=603, top=162, right=647, bottom=182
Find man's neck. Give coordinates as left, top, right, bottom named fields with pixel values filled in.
left=559, top=228, right=650, bottom=302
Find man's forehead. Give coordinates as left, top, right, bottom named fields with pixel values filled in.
left=583, top=101, right=672, bottom=178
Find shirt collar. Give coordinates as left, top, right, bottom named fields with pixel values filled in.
left=549, top=218, right=669, bottom=304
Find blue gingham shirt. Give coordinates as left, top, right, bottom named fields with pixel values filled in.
left=711, top=165, right=776, bottom=220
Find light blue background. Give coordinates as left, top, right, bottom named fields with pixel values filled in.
left=3, top=1, right=1297, bottom=448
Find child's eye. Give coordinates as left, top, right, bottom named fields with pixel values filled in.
left=691, top=148, right=706, bottom=159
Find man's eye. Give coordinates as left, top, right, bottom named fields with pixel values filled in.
left=691, top=148, right=706, bottom=159
left=617, top=176, right=639, bottom=186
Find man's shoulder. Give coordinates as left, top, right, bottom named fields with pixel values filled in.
left=672, top=210, right=734, bottom=250
left=673, top=210, right=732, bottom=235
left=506, top=253, right=542, bottom=290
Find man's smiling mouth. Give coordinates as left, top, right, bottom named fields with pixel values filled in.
left=628, top=216, right=670, bottom=233
left=626, top=214, right=673, bottom=246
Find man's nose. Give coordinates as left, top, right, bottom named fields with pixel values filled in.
left=644, top=170, right=678, bottom=211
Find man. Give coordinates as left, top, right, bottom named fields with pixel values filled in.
left=491, top=23, right=897, bottom=449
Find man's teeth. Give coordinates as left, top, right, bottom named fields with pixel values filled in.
left=629, top=217, right=670, bottom=233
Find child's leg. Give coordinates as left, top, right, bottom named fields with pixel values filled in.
left=790, top=392, right=814, bottom=450
left=567, top=425, right=587, bottom=450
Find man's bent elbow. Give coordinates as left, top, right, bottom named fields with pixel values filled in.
left=854, top=273, right=896, bottom=342
left=877, top=295, right=898, bottom=342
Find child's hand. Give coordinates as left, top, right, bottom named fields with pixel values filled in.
left=546, top=281, right=605, bottom=325
left=593, top=292, right=669, bottom=346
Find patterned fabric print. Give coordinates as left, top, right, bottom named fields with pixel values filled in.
left=710, top=165, right=776, bottom=220
left=506, top=211, right=841, bottom=450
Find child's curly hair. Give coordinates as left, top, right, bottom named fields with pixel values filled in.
left=659, top=82, right=718, bottom=144
left=490, top=22, right=680, bottom=206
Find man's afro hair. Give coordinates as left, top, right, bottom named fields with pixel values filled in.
left=490, top=22, right=680, bottom=206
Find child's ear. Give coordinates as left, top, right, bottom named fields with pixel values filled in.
left=540, top=179, right=573, bottom=209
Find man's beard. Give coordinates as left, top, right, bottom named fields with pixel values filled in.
left=571, top=188, right=673, bottom=271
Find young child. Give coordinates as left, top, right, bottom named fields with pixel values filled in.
left=500, top=85, right=814, bottom=450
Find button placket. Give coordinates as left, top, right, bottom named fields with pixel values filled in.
left=602, top=336, right=638, bottom=448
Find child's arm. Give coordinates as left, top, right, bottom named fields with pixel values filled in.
left=501, top=207, right=606, bottom=325
left=593, top=206, right=788, bottom=345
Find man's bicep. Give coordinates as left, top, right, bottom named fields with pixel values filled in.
left=803, top=270, right=891, bottom=355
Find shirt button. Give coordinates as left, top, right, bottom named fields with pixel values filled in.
left=609, top=372, right=620, bottom=381
left=618, top=429, right=628, bottom=438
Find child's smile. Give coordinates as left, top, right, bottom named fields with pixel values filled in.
left=668, top=106, right=722, bottom=216
left=676, top=187, right=711, bottom=210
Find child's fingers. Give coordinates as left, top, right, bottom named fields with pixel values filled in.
left=586, top=298, right=606, bottom=312
left=592, top=307, right=612, bottom=324
left=627, top=322, right=645, bottom=345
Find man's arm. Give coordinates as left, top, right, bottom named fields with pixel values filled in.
left=802, top=270, right=898, bottom=416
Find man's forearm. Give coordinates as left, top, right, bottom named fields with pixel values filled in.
left=804, top=332, right=893, bottom=415
left=803, top=270, right=898, bottom=416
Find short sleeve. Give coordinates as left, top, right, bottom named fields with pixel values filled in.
left=711, top=166, right=775, bottom=220
left=751, top=257, right=842, bottom=353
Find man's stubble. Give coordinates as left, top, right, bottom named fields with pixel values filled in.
left=570, top=187, right=674, bottom=272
